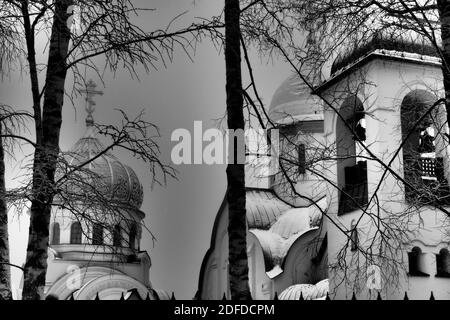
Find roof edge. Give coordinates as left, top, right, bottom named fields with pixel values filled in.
left=316, top=49, right=441, bottom=94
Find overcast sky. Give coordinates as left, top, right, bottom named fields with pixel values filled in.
left=1, top=0, right=293, bottom=299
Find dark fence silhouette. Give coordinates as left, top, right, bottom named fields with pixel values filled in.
left=211, top=291, right=438, bottom=301
left=10, top=289, right=437, bottom=300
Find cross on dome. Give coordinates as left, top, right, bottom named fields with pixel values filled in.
left=81, top=79, right=103, bottom=127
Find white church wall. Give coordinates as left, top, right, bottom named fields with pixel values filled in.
left=201, top=200, right=229, bottom=300
left=372, top=59, right=443, bottom=197
left=403, top=244, right=450, bottom=300
left=321, top=64, right=374, bottom=299
left=247, top=232, right=272, bottom=300
left=272, top=125, right=327, bottom=207
left=202, top=257, right=218, bottom=300
left=293, top=130, right=327, bottom=207
left=322, top=60, right=389, bottom=299
left=218, top=231, right=229, bottom=299
left=324, top=55, right=450, bottom=299
left=45, top=257, right=151, bottom=297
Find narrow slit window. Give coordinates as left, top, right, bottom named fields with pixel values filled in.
left=298, top=144, right=306, bottom=174
left=350, top=220, right=358, bottom=251
left=92, top=223, right=103, bottom=246
left=113, top=225, right=122, bottom=247
left=51, top=223, right=60, bottom=245
left=129, top=223, right=137, bottom=250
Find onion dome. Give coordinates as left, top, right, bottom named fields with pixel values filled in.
left=268, top=73, right=322, bottom=125
left=66, top=127, right=144, bottom=209
left=61, top=80, right=144, bottom=209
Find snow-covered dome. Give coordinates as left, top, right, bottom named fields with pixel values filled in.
left=268, top=74, right=322, bottom=125
left=279, top=279, right=329, bottom=300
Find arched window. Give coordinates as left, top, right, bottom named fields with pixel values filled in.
left=436, top=248, right=450, bottom=277
left=51, top=223, right=60, bottom=245
left=408, top=246, right=429, bottom=277
left=129, top=223, right=137, bottom=250
left=113, top=225, right=122, bottom=247
left=92, top=223, right=103, bottom=245
left=400, top=90, right=450, bottom=204
left=336, top=96, right=368, bottom=215
left=70, top=222, right=82, bottom=244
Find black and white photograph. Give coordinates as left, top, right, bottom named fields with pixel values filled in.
left=1, top=0, right=450, bottom=316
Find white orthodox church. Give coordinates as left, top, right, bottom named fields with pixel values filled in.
left=198, top=31, right=450, bottom=300
left=19, top=81, right=170, bottom=300
left=198, top=74, right=330, bottom=300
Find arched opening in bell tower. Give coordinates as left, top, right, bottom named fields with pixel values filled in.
left=336, top=95, right=368, bottom=215
left=400, top=90, right=450, bottom=205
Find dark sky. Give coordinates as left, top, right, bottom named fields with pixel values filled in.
left=1, top=0, right=292, bottom=299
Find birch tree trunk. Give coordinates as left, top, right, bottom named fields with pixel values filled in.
left=224, top=0, right=252, bottom=300
left=22, top=0, right=73, bottom=300
left=0, top=122, right=12, bottom=300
